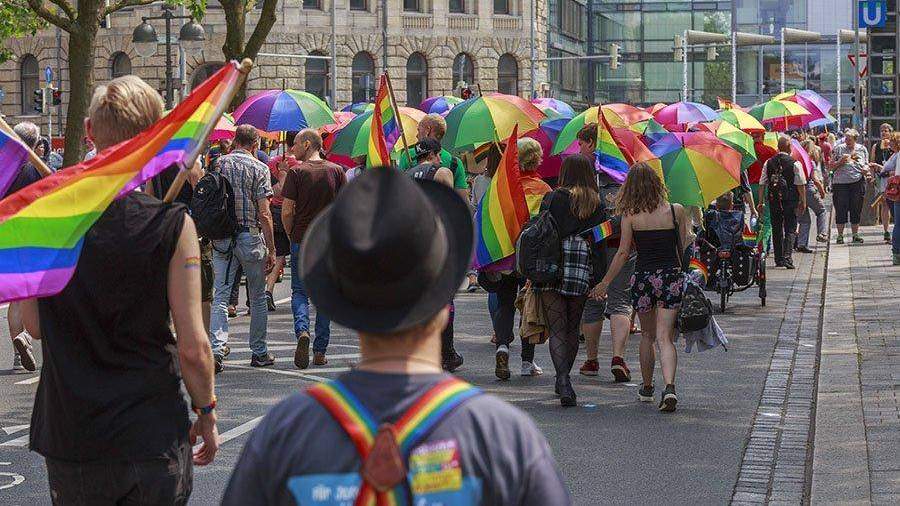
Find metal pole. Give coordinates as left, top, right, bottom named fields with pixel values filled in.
left=381, top=0, right=388, bottom=71
left=164, top=9, right=173, bottom=109
left=55, top=26, right=62, bottom=140
left=530, top=0, right=536, bottom=98
left=837, top=32, right=841, bottom=128
left=586, top=0, right=593, bottom=103
left=854, top=10, right=861, bottom=129
left=331, top=0, right=337, bottom=108
left=731, top=30, right=737, bottom=102
left=682, top=29, right=688, bottom=101
left=803, top=42, right=808, bottom=89
left=780, top=27, right=785, bottom=94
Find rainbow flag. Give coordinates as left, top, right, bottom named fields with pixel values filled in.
left=0, top=61, right=244, bottom=303
left=0, top=128, right=30, bottom=197
left=717, top=97, right=737, bottom=110
left=474, top=126, right=529, bottom=268
left=366, top=74, right=397, bottom=168
left=742, top=224, right=758, bottom=246
left=590, top=220, right=616, bottom=243
left=596, top=106, right=633, bottom=183
left=689, top=257, right=709, bottom=284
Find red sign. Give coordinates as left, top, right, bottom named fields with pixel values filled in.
left=848, top=54, right=869, bottom=77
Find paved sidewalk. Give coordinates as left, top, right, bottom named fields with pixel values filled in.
left=812, top=226, right=900, bottom=505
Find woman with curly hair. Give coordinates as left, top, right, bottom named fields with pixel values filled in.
left=590, top=163, right=690, bottom=412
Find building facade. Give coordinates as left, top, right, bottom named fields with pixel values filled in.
left=866, top=0, right=899, bottom=137
left=1, top=0, right=548, bottom=135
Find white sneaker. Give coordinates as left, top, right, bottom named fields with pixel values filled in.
left=521, top=361, right=543, bottom=376
left=12, top=332, right=37, bottom=372
left=12, top=352, right=24, bottom=371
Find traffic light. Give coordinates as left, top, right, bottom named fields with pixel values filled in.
left=33, top=88, right=44, bottom=113
left=707, top=46, right=718, bottom=60
left=52, top=88, right=61, bottom=106
left=609, top=43, right=620, bottom=70
left=461, top=87, right=473, bottom=100
left=674, top=35, right=684, bottom=62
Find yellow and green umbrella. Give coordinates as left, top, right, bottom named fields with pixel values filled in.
left=442, top=94, right=545, bottom=152
left=748, top=99, right=810, bottom=131
left=330, top=106, right=426, bottom=158
left=648, top=132, right=743, bottom=208
left=696, top=120, right=757, bottom=169
left=718, top=108, right=766, bottom=132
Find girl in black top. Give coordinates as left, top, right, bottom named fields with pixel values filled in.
left=536, top=154, right=607, bottom=406
left=591, top=163, right=690, bottom=413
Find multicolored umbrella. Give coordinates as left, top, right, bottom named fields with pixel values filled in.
left=648, top=132, right=742, bottom=207
left=341, top=102, right=375, bottom=115
left=645, top=103, right=668, bottom=115
left=748, top=132, right=779, bottom=183
left=748, top=99, right=810, bottom=131
left=419, top=96, right=463, bottom=116
left=773, top=89, right=831, bottom=116
left=234, top=89, right=335, bottom=132
left=329, top=106, right=426, bottom=158
left=210, top=112, right=281, bottom=142
left=602, top=103, right=652, bottom=127
left=696, top=120, right=757, bottom=169
left=718, top=108, right=766, bottom=132
left=549, top=106, right=650, bottom=156
left=442, top=94, right=545, bottom=153
left=653, top=101, right=719, bottom=126
left=790, top=138, right=815, bottom=178
left=531, top=98, right=576, bottom=119
left=629, top=117, right=670, bottom=144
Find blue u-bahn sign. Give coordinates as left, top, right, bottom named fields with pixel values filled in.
left=859, top=1, right=887, bottom=28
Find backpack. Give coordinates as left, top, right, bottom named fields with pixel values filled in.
left=190, top=170, right=238, bottom=240
left=516, top=210, right=562, bottom=283
left=765, top=153, right=798, bottom=203
left=886, top=175, right=900, bottom=202
left=671, top=205, right=712, bottom=332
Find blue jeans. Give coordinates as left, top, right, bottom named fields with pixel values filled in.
left=209, top=232, right=269, bottom=357
left=893, top=201, right=900, bottom=255
left=290, top=242, right=330, bottom=352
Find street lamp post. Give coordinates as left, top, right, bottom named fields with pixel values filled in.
left=132, top=4, right=205, bottom=109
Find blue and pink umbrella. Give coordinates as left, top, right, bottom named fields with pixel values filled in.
left=419, top=96, right=463, bottom=116
left=653, top=101, right=719, bottom=126
left=531, top=98, right=576, bottom=119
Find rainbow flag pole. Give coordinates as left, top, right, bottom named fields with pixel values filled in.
left=367, top=74, right=395, bottom=168
left=383, top=72, right=412, bottom=168
left=590, top=220, right=616, bottom=243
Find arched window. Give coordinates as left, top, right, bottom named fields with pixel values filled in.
left=351, top=52, right=376, bottom=103
left=406, top=52, right=428, bottom=107
left=452, top=53, right=475, bottom=91
left=20, top=54, right=39, bottom=115
left=305, top=51, right=329, bottom=102
left=497, top=54, right=519, bottom=96
left=191, top=62, right=224, bottom=90
left=110, top=52, right=132, bottom=79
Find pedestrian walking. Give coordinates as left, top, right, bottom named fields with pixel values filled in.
left=758, top=135, right=807, bottom=269
left=398, top=113, right=469, bottom=199
left=533, top=154, right=608, bottom=407
left=20, top=75, right=218, bottom=504
left=870, top=123, right=896, bottom=243
left=265, top=136, right=299, bottom=310
left=223, top=168, right=570, bottom=505
left=281, top=128, right=346, bottom=369
left=209, top=124, right=277, bottom=371
left=591, top=162, right=691, bottom=412
left=796, top=139, right=829, bottom=252
left=830, top=129, right=870, bottom=244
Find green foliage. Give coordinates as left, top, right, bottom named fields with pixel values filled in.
left=0, top=3, right=45, bottom=64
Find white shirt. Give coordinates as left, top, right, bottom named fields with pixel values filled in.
left=760, top=156, right=807, bottom=186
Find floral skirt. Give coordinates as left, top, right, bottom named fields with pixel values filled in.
left=629, top=267, right=684, bottom=313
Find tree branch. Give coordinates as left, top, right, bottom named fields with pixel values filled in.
left=242, top=0, right=278, bottom=59
left=102, top=0, right=157, bottom=18
left=24, top=0, right=73, bottom=32
left=47, top=0, right=76, bottom=21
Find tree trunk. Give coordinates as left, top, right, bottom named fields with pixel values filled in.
left=62, top=25, right=97, bottom=167
left=221, top=1, right=247, bottom=109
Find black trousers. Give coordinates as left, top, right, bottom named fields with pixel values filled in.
left=832, top=180, right=866, bottom=225
left=770, top=200, right=799, bottom=264
left=45, top=442, right=192, bottom=505
left=491, top=275, right=536, bottom=363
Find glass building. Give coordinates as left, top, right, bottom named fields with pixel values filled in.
left=867, top=0, right=899, bottom=138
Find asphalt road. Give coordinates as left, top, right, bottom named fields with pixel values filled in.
left=0, top=247, right=822, bottom=505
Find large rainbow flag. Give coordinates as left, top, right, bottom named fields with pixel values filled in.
left=474, top=126, right=529, bottom=268
left=0, top=128, right=30, bottom=197
left=596, top=106, right=657, bottom=183
left=0, top=60, right=246, bottom=303
left=366, top=74, right=399, bottom=168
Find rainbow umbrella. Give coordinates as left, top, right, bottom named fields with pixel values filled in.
left=719, top=108, right=766, bottom=132
left=773, top=89, right=831, bottom=117
left=603, top=103, right=652, bottom=126
left=210, top=112, right=281, bottom=142
left=234, top=89, right=335, bottom=132
left=329, top=106, right=426, bottom=158
left=442, top=94, right=545, bottom=153
left=532, top=98, right=576, bottom=119
left=629, top=117, right=670, bottom=144
left=419, top=96, right=463, bottom=116
left=790, top=138, right=814, bottom=178
left=653, top=101, right=719, bottom=126
left=649, top=132, right=743, bottom=207
left=549, top=105, right=650, bottom=156
left=341, top=102, right=375, bottom=115
left=645, top=103, right=668, bottom=115
left=696, top=120, right=757, bottom=169
left=748, top=100, right=810, bottom=131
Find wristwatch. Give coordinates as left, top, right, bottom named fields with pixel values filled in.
left=192, top=395, right=217, bottom=415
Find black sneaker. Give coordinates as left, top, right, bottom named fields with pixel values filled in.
left=294, top=332, right=310, bottom=369
left=796, top=246, right=813, bottom=253
left=659, top=384, right=678, bottom=412
left=852, top=234, right=864, bottom=244
left=495, top=347, right=510, bottom=380
left=638, top=383, right=655, bottom=402
left=250, top=352, right=275, bottom=367
left=556, top=376, right=577, bottom=407
left=836, top=235, right=844, bottom=244
left=214, top=354, right=224, bottom=374
left=884, top=231, right=891, bottom=243
left=784, top=260, right=795, bottom=269
left=221, top=344, right=231, bottom=358
left=443, top=351, right=464, bottom=372
left=266, top=291, right=276, bottom=311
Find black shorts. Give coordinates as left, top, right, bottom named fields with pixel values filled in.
left=200, top=239, right=213, bottom=302
left=832, top=180, right=865, bottom=225
left=271, top=205, right=291, bottom=257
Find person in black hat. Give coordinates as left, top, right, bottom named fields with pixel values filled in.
left=224, top=168, right=570, bottom=505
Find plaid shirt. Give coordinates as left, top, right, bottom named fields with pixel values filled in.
left=215, top=149, right=273, bottom=229
left=556, top=235, right=592, bottom=296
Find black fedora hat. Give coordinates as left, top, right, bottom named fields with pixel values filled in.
left=300, top=167, right=474, bottom=334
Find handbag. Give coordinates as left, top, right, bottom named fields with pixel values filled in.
left=885, top=175, right=900, bottom=202
left=671, top=205, right=713, bottom=332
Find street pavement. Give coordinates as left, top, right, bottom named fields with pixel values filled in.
left=0, top=225, right=895, bottom=505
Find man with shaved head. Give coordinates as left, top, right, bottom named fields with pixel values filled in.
left=758, top=135, right=807, bottom=269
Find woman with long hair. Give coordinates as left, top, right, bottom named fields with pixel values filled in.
left=590, top=163, right=690, bottom=412
left=796, top=139, right=829, bottom=251
left=871, top=123, right=896, bottom=242
left=534, top=154, right=607, bottom=406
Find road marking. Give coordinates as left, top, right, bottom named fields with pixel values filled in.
left=1, top=425, right=28, bottom=436
left=0, top=434, right=29, bottom=447
left=14, top=376, right=40, bottom=385
left=226, top=363, right=331, bottom=382
left=0, top=462, right=24, bottom=490
left=275, top=297, right=291, bottom=305
left=223, top=354, right=358, bottom=366
left=217, top=416, right=264, bottom=446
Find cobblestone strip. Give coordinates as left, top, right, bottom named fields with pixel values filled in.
left=731, top=247, right=825, bottom=505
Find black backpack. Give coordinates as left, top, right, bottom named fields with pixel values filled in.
left=190, top=170, right=238, bottom=240
left=671, top=205, right=712, bottom=332
left=516, top=210, right=562, bottom=283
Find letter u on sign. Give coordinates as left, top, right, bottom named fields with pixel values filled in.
left=859, top=1, right=887, bottom=28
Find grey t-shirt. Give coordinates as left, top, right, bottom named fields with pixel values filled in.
left=830, top=142, right=869, bottom=184
left=223, top=370, right=570, bottom=506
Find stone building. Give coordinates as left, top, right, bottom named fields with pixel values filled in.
left=0, top=0, right=548, bottom=136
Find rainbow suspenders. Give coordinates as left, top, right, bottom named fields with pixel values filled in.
left=305, top=377, right=482, bottom=506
